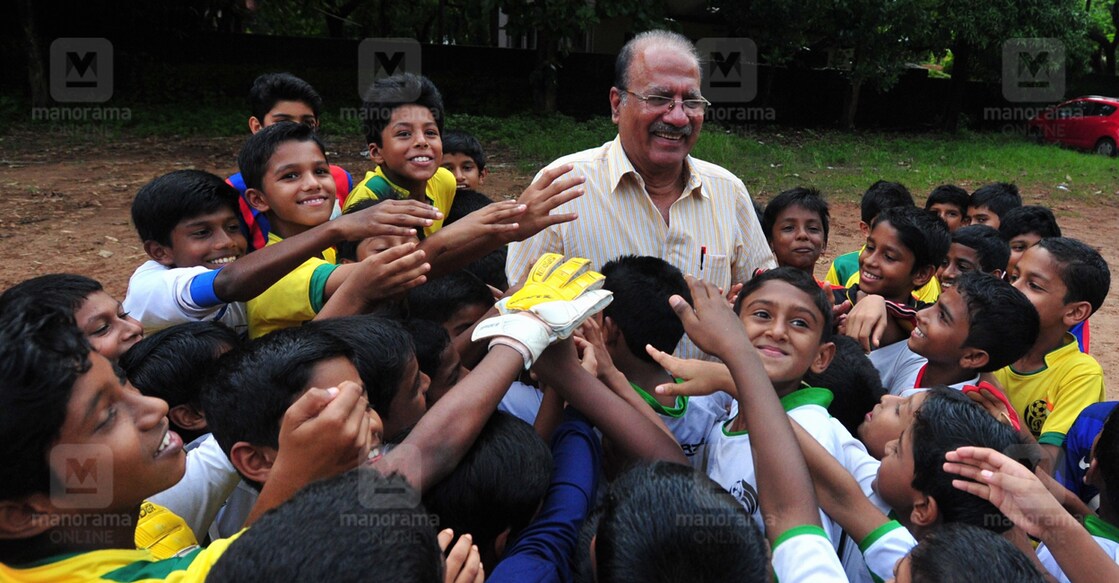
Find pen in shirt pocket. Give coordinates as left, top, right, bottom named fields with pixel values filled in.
left=700, top=246, right=707, bottom=271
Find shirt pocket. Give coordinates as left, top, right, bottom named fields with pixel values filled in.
left=699, top=252, right=731, bottom=292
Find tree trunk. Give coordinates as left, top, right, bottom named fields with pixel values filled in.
left=941, top=44, right=972, bottom=132
left=841, top=77, right=862, bottom=129
left=18, top=0, right=48, bottom=107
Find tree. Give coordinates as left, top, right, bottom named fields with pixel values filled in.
left=1087, top=0, right=1119, bottom=75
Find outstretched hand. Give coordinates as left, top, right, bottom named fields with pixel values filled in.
left=337, top=198, right=441, bottom=240
left=511, top=164, right=585, bottom=241
left=439, top=529, right=484, bottom=583
left=645, top=344, right=734, bottom=398
left=668, top=275, right=750, bottom=361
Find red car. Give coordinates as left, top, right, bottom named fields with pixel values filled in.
left=1027, top=96, right=1119, bottom=156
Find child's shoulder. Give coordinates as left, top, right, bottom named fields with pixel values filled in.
left=1049, top=334, right=1104, bottom=374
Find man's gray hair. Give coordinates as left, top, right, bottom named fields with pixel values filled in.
left=614, top=30, right=701, bottom=95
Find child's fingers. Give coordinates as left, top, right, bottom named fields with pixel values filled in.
left=667, top=293, right=698, bottom=328
left=951, top=478, right=993, bottom=500
left=443, top=533, right=473, bottom=582
left=437, top=529, right=454, bottom=552
left=452, top=544, right=482, bottom=583
left=483, top=201, right=527, bottom=222
left=536, top=210, right=580, bottom=229
left=645, top=344, right=679, bottom=372
left=366, top=241, right=419, bottom=264
left=283, top=386, right=340, bottom=429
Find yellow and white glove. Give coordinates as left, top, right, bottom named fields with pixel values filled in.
left=473, top=254, right=613, bottom=368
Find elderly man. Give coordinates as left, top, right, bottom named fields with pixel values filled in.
left=507, top=30, right=775, bottom=358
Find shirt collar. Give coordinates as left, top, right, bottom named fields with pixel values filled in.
left=606, top=135, right=707, bottom=200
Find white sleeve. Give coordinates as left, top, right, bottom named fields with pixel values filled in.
left=123, top=262, right=226, bottom=331
left=147, top=434, right=241, bottom=541
left=859, top=520, right=917, bottom=583
left=772, top=526, right=849, bottom=582
left=496, top=380, right=543, bottom=426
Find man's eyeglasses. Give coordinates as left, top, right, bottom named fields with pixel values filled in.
left=624, top=90, right=711, bottom=115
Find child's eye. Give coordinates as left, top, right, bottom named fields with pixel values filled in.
left=96, top=405, right=118, bottom=431
left=751, top=310, right=771, bottom=320
left=1008, top=273, right=1019, bottom=283
left=191, top=229, right=211, bottom=238
left=396, top=130, right=412, bottom=138
left=790, top=318, right=810, bottom=329
left=315, top=167, right=331, bottom=176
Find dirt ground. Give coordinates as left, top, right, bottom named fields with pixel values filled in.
left=2, top=129, right=1117, bottom=398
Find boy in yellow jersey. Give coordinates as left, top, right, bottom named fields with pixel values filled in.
left=0, top=299, right=375, bottom=582
left=344, top=73, right=457, bottom=236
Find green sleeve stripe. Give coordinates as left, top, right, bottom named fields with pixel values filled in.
left=309, top=264, right=338, bottom=313
left=1038, top=431, right=1067, bottom=447
left=858, top=519, right=903, bottom=552
left=102, top=547, right=204, bottom=581
left=772, top=524, right=829, bottom=551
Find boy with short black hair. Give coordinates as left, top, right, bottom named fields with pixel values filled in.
left=1000, top=236, right=1110, bottom=469
left=442, top=129, right=488, bottom=191
left=938, top=224, right=1010, bottom=289
left=228, top=72, right=355, bottom=250
left=403, top=318, right=465, bottom=405
left=968, top=182, right=1023, bottom=229
left=999, top=205, right=1062, bottom=274
left=893, top=523, right=1046, bottom=582
left=804, top=335, right=886, bottom=436
left=825, top=180, right=917, bottom=291
left=762, top=186, right=830, bottom=278
left=408, top=270, right=496, bottom=338
left=925, top=184, right=970, bottom=232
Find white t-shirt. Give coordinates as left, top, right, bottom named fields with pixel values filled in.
left=869, top=342, right=927, bottom=395
left=123, top=260, right=248, bottom=335
left=771, top=525, right=850, bottom=582
left=147, top=433, right=241, bottom=541
left=1036, top=515, right=1119, bottom=583
left=497, top=380, right=543, bottom=426
left=631, top=384, right=729, bottom=467
left=704, top=387, right=873, bottom=582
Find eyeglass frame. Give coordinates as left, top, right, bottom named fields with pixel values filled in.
left=622, top=90, right=711, bottom=115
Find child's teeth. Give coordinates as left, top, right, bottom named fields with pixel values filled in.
left=157, top=432, right=170, bottom=454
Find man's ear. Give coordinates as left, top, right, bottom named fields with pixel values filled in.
left=368, top=143, right=385, bottom=166
left=169, top=405, right=207, bottom=432
left=1062, top=300, right=1092, bottom=327
left=958, top=347, right=990, bottom=372
left=229, top=442, right=276, bottom=485
left=143, top=240, right=176, bottom=267
left=910, top=493, right=938, bottom=528
left=248, top=116, right=264, bottom=134
left=0, top=495, right=55, bottom=540
left=609, top=87, right=623, bottom=124
left=810, top=341, right=836, bottom=374
left=911, top=264, right=936, bottom=289
left=245, top=188, right=271, bottom=213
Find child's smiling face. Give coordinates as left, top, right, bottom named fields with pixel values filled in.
left=158, top=207, right=248, bottom=270
left=737, top=279, right=832, bottom=394
left=251, top=139, right=336, bottom=238
left=371, top=104, right=443, bottom=191
left=75, top=291, right=144, bottom=360
left=769, top=204, right=827, bottom=274
left=908, top=285, right=971, bottom=365
left=859, top=220, right=920, bottom=302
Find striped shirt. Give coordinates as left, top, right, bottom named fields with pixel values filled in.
left=507, top=136, right=775, bottom=359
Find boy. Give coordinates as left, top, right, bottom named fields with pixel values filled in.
left=1000, top=237, right=1109, bottom=469
left=968, top=182, right=1022, bottom=229
left=805, top=334, right=886, bottom=436
left=999, top=205, right=1062, bottom=275
left=925, top=184, right=970, bottom=232
left=345, top=73, right=458, bottom=236
left=889, top=523, right=1046, bottom=582
left=838, top=205, right=950, bottom=389
left=227, top=73, right=355, bottom=251
left=761, top=186, right=830, bottom=278
left=442, top=129, right=488, bottom=190
left=1, top=273, right=143, bottom=360
left=0, top=299, right=375, bottom=581
left=125, top=169, right=437, bottom=336
left=937, top=225, right=1010, bottom=289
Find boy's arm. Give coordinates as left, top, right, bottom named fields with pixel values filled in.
left=946, top=446, right=1119, bottom=583
left=644, top=345, right=736, bottom=398
left=418, top=201, right=525, bottom=279
left=214, top=199, right=438, bottom=302
left=246, top=382, right=374, bottom=525
left=669, top=276, right=821, bottom=539
left=315, top=243, right=430, bottom=320
left=533, top=338, right=687, bottom=465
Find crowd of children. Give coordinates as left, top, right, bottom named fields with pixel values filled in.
left=1, top=68, right=1116, bottom=583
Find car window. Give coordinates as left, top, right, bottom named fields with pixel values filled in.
left=1057, top=104, right=1083, bottom=119
left=1081, top=102, right=1102, bottom=116
left=1098, top=104, right=1117, bottom=116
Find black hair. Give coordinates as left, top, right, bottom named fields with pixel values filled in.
left=860, top=180, right=914, bottom=223
left=131, top=170, right=242, bottom=247
left=735, top=267, right=833, bottom=343
left=951, top=225, right=1010, bottom=274
left=908, top=523, right=1045, bottom=582
left=361, top=73, right=445, bottom=147
left=591, top=462, right=768, bottom=582
left=1037, top=237, right=1111, bottom=315
left=998, top=205, right=1062, bottom=241
left=402, top=318, right=451, bottom=382
left=424, top=412, right=552, bottom=565
left=207, top=467, right=442, bottom=583
left=441, top=129, right=486, bottom=170
left=925, top=184, right=970, bottom=215
left=1095, top=406, right=1119, bottom=512
left=201, top=325, right=355, bottom=489
left=236, top=121, right=327, bottom=192
left=0, top=273, right=102, bottom=316
left=408, top=271, right=495, bottom=326
left=444, top=191, right=511, bottom=290
left=601, top=255, right=691, bottom=363
left=806, top=335, right=885, bottom=435
left=872, top=206, right=951, bottom=273
left=308, top=316, right=415, bottom=423
left=444, top=189, right=492, bottom=225
left=762, top=186, right=830, bottom=244
left=910, top=387, right=1026, bottom=533
left=118, top=320, right=241, bottom=413
left=970, top=183, right=1023, bottom=218
left=0, top=299, right=92, bottom=501
left=952, top=271, right=1039, bottom=372
left=336, top=197, right=390, bottom=263
left=248, top=72, right=323, bottom=123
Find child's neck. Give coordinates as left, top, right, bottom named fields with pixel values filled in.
left=381, top=166, right=426, bottom=202
left=265, top=212, right=314, bottom=240
left=1015, top=325, right=1072, bottom=372
left=615, top=351, right=676, bottom=407
left=730, top=380, right=800, bottom=432
left=917, top=360, right=973, bottom=388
